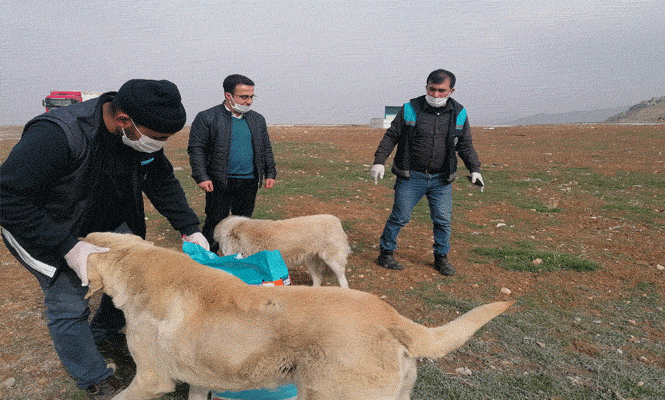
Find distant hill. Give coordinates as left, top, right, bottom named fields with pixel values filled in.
left=501, top=106, right=629, bottom=126
left=605, top=96, right=665, bottom=123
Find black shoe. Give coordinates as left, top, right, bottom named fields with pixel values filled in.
left=434, top=253, right=455, bottom=276
left=376, top=252, right=403, bottom=270
left=86, top=375, right=127, bottom=399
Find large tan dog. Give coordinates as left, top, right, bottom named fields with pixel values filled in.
left=214, top=214, right=351, bottom=288
left=83, top=232, right=512, bottom=400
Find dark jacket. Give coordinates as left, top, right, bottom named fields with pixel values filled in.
left=187, top=105, right=276, bottom=189
left=0, top=94, right=200, bottom=278
left=373, top=95, right=480, bottom=183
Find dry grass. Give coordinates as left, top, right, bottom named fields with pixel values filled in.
left=1, top=123, right=664, bottom=399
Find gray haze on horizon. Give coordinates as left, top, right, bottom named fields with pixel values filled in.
left=1, top=0, right=664, bottom=126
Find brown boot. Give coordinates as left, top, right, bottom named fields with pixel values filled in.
left=434, top=253, right=455, bottom=276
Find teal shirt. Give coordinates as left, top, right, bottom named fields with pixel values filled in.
left=227, top=117, right=255, bottom=178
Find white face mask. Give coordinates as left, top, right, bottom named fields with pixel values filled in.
left=426, top=94, right=449, bottom=108
left=229, top=97, right=251, bottom=114
left=121, top=120, right=165, bottom=153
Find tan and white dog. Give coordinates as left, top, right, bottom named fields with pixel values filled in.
left=214, top=214, right=351, bottom=288
left=83, top=232, right=513, bottom=400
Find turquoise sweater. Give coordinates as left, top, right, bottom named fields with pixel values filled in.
left=227, top=118, right=254, bottom=178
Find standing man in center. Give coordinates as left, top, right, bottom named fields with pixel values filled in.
left=370, top=69, right=484, bottom=276
left=188, top=74, right=276, bottom=253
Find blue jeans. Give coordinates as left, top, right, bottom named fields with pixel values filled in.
left=380, top=171, right=453, bottom=256
left=28, top=267, right=120, bottom=388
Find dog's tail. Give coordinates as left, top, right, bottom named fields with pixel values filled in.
left=393, top=301, right=513, bottom=359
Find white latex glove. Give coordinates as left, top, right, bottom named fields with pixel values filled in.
left=64, top=241, right=110, bottom=286
left=370, top=164, right=385, bottom=185
left=470, top=172, right=485, bottom=192
left=183, top=232, right=210, bottom=251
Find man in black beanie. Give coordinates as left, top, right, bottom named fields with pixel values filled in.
left=0, top=79, right=209, bottom=399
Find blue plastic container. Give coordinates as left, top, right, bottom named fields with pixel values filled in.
left=211, top=385, right=298, bottom=400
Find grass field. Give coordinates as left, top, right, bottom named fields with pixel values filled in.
left=1, top=123, right=664, bottom=399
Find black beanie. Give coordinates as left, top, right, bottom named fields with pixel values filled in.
left=116, top=79, right=186, bottom=134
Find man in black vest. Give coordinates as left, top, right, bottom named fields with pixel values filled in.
left=370, top=69, right=484, bottom=276
left=188, top=74, right=277, bottom=253
left=0, top=79, right=209, bottom=399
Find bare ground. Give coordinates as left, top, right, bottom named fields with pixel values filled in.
left=1, top=123, right=664, bottom=399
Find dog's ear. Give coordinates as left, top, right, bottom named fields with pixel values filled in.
left=84, top=258, right=104, bottom=299
left=85, top=280, right=103, bottom=299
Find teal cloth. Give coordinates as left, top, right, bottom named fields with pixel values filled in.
left=182, top=241, right=289, bottom=285
left=211, top=386, right=298, bottom=400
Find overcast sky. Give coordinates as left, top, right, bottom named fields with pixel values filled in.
left=1, top=0, right=664, bottom=125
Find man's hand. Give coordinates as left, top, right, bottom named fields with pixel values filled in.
left=470, top=172, right=485, bottom=192
left=370, top=164, right=385, bottom=185
left=183, top=232, right=210, bottom=251
left=64, top=241, right=110, bottom=286
left=197, top=180, right=214, bottom=192
left=265, top=178, right=276, bottom=189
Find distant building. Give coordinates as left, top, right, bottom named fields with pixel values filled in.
left=370, top=106, right=401, bottom=129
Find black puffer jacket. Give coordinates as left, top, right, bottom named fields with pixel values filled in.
left=188, top=105, right=276, bottom=188
left=0, top=94, right=201, bottom=278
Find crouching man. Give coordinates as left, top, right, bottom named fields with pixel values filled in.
left=0, top=79, right=208, bottom=399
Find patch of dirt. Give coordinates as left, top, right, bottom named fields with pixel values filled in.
left=263, top=124, right=664, bottom=308
left=1, top=123, right=664, bottom=398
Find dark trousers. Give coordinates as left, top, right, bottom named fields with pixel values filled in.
left=2, top=224, right=129, bottom=388
left=202, top=177, right=259, bottom=248
left=3, top=239, right=122, bottom=388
